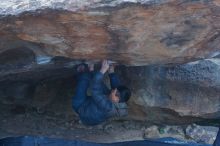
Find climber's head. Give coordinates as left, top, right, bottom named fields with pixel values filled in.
left=109, top=86, right=131, bottom=103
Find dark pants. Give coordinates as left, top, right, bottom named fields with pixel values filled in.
left=72, top=71, right=110, bottom=113
left=72, top=72, right=91, bottom=112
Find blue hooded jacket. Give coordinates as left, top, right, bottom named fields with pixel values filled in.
left=75, top=72, right=128, bottom=125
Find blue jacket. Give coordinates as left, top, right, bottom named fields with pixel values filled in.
left=77, top=72, right=128, bottom=125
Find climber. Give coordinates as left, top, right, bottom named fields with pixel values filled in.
left=72, top=60, right=131, bottom=126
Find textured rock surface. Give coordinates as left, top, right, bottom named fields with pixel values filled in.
left=185, top=124, right=219, bottom=144
left=144, top=124, right=219, bottom=144
left=119, top=59, right=220, bottom=123
left=0, top=0, right=220, bottom=65
left=0, top=58, right=219, bottom=124
left=0, top=0, right=220, bottom=142
left=0, top=0, right=197, bottom=16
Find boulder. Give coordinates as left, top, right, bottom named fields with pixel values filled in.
left=0, top=0, right=219, bottom=140
left=0, top=0, right=219, bottom=66
left=120, top=59, right=220, bottom=124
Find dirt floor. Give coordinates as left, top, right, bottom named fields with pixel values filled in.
left=0, top=96, right=218, bottom=144
left=0, top=102, right=148, bottom=143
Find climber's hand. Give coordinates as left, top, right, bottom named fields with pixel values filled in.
left=88, top=63, right=94, bottom=72
left=108, top=64, right=115, bottom=74
left=100, top=60, right=110, bottom=74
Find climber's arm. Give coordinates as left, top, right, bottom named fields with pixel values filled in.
left=108, top=65, right=121, bottom=89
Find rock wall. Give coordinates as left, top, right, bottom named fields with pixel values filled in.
left=119, top=59, right=220, bottom=124
left=0, top=0, right=219, bottom=66
left=0, top=57, right=219, bottom=125
left=0, top=0, right=219, bottom=138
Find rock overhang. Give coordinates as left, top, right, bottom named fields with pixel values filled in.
left=0, top=0, right=219, bottom=66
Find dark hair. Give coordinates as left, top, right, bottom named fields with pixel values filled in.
left=117, top=86, right=131, bottom=103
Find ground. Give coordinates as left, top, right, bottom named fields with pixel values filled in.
left=0, top=86, right=218, bottom=144
left=0, top=95, right=147, bottom=143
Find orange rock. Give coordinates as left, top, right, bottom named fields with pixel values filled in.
left=0, top=1, right=219, bottom=66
